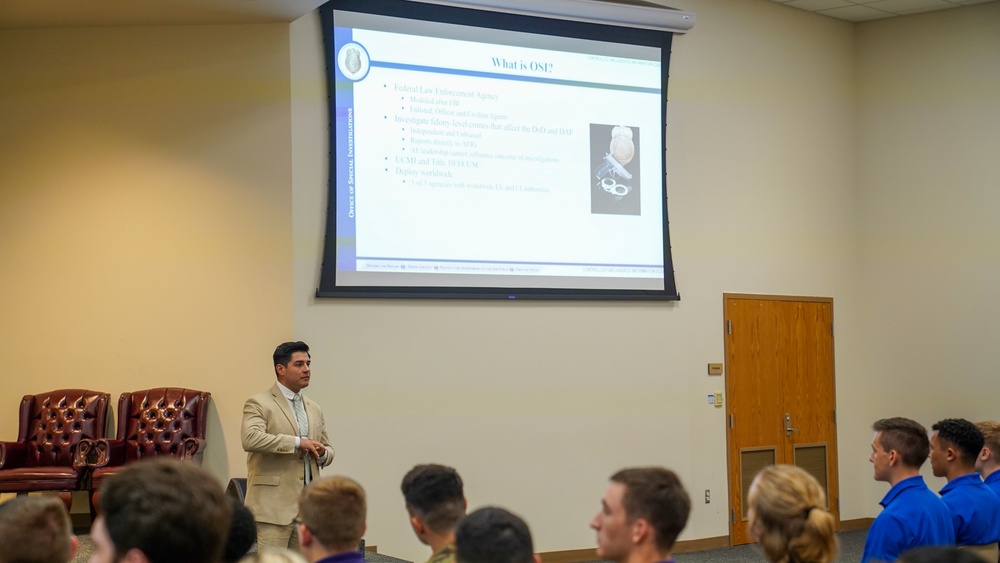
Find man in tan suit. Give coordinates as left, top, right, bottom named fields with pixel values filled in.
left=242, top=341, right=335, bottom=552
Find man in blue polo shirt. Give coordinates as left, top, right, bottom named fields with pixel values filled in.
left=975, top=421, right=1000, bottom=498
left=930, top=418, right=1000, bottom=546
left=862, top=417, right=955, bottom=563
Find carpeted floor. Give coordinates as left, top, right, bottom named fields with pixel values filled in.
left=71, top=529, right=867, bottom=563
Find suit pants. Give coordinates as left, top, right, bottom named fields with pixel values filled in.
left=256, top=521, right=302, bottom=553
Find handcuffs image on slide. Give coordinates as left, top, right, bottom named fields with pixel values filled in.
left=590, top=124, right=640, bottom=215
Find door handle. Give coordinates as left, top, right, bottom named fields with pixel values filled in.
left=784, top=413, right=799, bottom=437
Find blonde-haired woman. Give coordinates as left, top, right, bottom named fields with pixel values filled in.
left=747, top=465, right=839, bottom=563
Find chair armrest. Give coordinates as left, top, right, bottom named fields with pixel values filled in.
left=77, top=439, right=127, bottom=468
left=0, top=441, right=29, bottom=470
left=181, top=437, right=207, bottom=462
left=74, top=438, right=98, bottom=469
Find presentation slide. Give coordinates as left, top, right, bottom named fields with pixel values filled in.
left=324, top=6, right=674, bottom=296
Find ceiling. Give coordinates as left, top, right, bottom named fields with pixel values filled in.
left=770, top=0, right=997, bottom=22
left=0, top=0, right=996, bottom=29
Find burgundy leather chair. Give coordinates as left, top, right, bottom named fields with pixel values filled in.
left=0, top=389, right=110, bottom=510
left=81, top=387, right=210, bottom=512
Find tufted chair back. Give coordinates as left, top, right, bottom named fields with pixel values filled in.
left=20, top=389, right=110, bottom=467
left=117, top=388, right=210, bottom=463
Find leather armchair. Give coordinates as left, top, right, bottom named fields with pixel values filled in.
left=82, top=387, right=210, bottom=505
left=0, top=389, right=110, bottom=509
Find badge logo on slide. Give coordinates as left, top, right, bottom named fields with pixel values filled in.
left=338, top=42, right=371, bottom=81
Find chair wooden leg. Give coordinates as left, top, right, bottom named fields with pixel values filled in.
left=90, top=490, right=101, bottom=521
left=57, top=491, right=73, bottom=511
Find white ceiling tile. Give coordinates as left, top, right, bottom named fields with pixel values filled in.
left=783, top=0, right=855, bottom=11
left=817, top=5, right=897, bottom=20
left=862, top=0, right=957, bottom=11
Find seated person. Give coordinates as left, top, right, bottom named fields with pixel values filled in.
left=930, top=419, right=1000, bottom=546
left=0, top=495, right=78, bottom=563
left=456, top=507, right=538, bottom=563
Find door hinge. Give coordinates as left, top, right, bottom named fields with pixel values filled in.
left=730, top=413, right=734, bottom=428
left=731, top=509, right=736, bottom=523
left=727, top=319, right=732, bottom=334
left=836, top=498, right=840, bottom=512
left=831, top=323, right=834, bottom=336
left=833, top=409, right=837, bottom=424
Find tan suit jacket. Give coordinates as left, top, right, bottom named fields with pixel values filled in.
left=241, top=382, right=334, bottom=525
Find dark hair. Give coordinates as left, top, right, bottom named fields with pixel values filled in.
left=401, top=464, right=465, bottom=534
left=0, top=495, right=73, bottom=563
left=932, top=418, right=984, bottom=465
left=899, top=547, right=987, bottom=563
left=273, top=341, right=310, bottom=376
left=298, top=475, right=367, bottom=551
left=455, top=507, right=534, bottom=563
left=873, top=418, right=930, bottom=468
left=222, top=497, right=257, bottom=563
left=610, top=467, right=691, bottom=553
left=99, top=458, right=230, bottom=563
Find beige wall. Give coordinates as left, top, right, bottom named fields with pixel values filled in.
left=0, top=24, right=294, bottom=501
left=855, top=3, right=1000, bottom=494
left=290, top=0, right=862, bottom=558
left=1, top=0, right=998, bottom=558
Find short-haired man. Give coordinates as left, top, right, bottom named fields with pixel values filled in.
left=297, top=475, right=367, bottom=563
left=0, top=496, right=78, bottom=563
left=862, top=418, right=955, bottom=563
left=590, top=467, right=691, bottom=563
left=242, top=341, right=336, bottom=551
left=975, top=420, right=1000, bottom=498
left=89, top=458, right=231, bottom=563
left=401, top=464, right=467, bottom=563
left=455, top=506, right=539, bottom=563
left=930, top=418, right=1000, bottom=546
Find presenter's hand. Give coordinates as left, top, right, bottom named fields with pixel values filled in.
left=298, top=438, right=325, bottom=459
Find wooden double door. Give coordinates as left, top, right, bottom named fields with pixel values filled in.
left=724, top=294, right=840, bottom=545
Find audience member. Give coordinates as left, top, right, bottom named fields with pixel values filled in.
left=455, top=506, right=538, bottom=563
left=898, top=546, right=986, bottom=563
left=747, top=465, right=838, bottom=563
left=930, top=418, right=1000, bottom=546
left=862, top=418, right=955, bottom=563
left=590, top=467, right=691, bottom=563
left=974, top=420, right=1000, bottom=497
left=89, top=458, right=231, bottom=563
left=401, top=464, right=467, bottom=563
left=225, top=496, right=259, bottom=563
left=297, top=475, right=366, bottom=563
left=0, top=495, right=78, bottom=563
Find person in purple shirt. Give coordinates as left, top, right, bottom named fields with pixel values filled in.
left=297, top=475, right=367, bottom=563
left=862, top=417, right=955, bottom=563
left=929, top=418, right=1000, bottom=546
left=975, top=420, right=1000, bottom=498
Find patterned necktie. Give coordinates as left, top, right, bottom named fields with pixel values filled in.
left=292, top=393, right=312, bottom=483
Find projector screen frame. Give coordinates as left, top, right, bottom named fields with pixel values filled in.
left=316, top=0, right=681, bottom=301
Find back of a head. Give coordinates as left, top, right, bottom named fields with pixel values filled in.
left=0, top=496, right=73, bottom=563
left=224, top=497, right=258, bottom=563
left=933, top=418, right=984, bottom=466
left=401, top=464, right=465, bottom=534
left=455, top=507, right=534, bottom=563
left=610, top=467, right=691, bottom=553
left=747, top=465, right=838, bottom=563
left=899, top=547, right=987, bottom=563
left=298, top=475, right=367, bottom=552
left=99, top=458, right=231, bottom=563
left=975, top=421, right=1000, bottom=459
left=873, top=417, right=930, bottom=468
